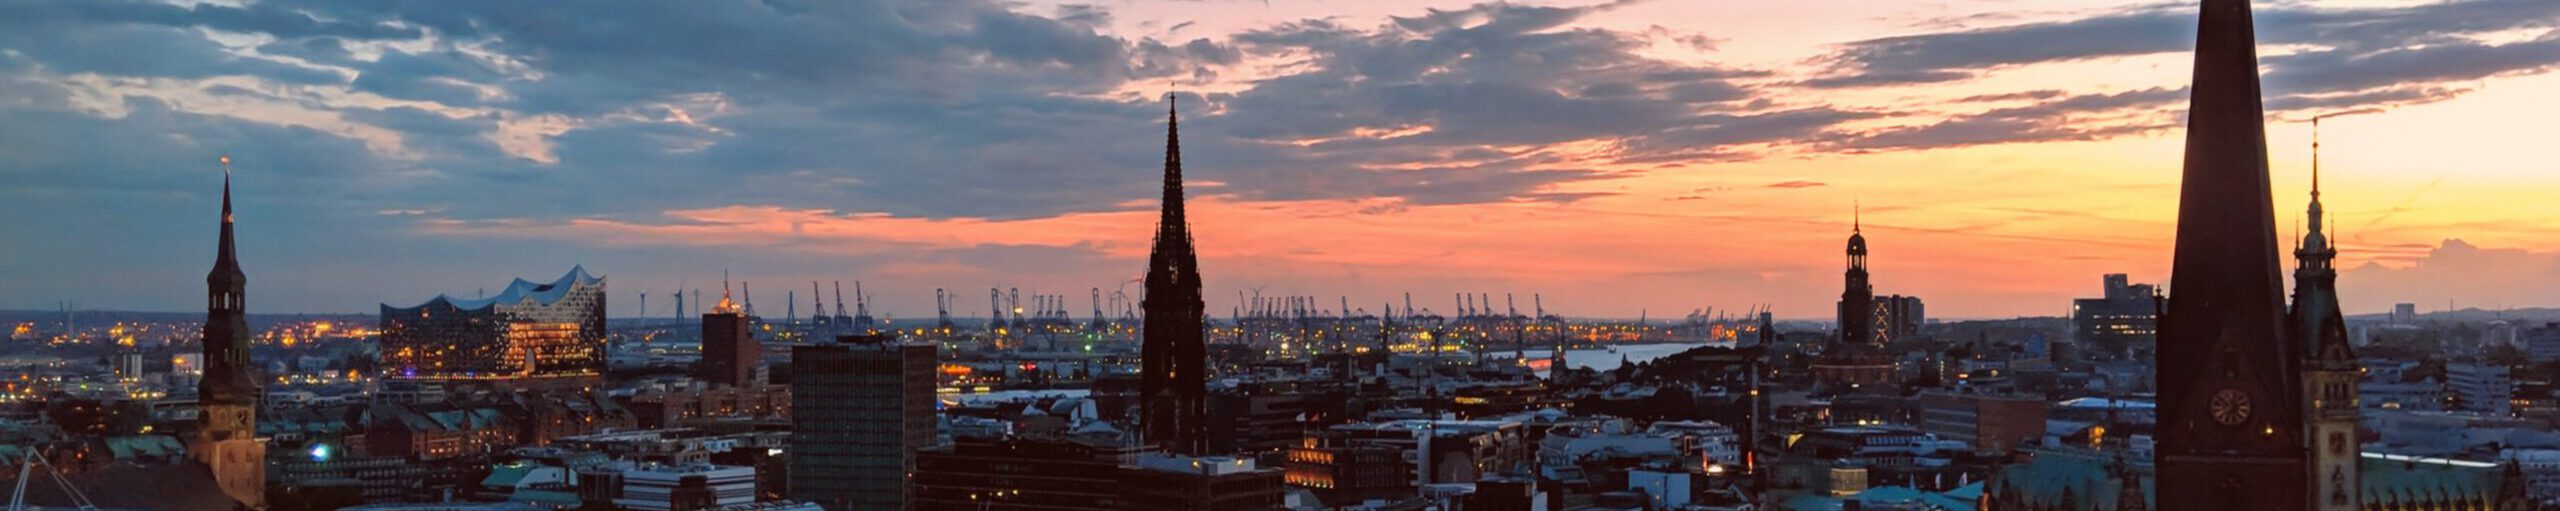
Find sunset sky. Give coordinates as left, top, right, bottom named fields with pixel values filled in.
left=1, top=0, right=2555, bottom=319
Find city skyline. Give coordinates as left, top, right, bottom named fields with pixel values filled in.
left=3, top=0, right=2557, bottom=318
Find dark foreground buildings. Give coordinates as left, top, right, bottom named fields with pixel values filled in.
left=790, top=335, right=935, bottom=510
left=700, top=286, right=762, bottom=388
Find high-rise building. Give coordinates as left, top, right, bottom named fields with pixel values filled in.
left=379, top=267, right=608, bottom=383
left=700, top=285, right=761, bottom=388
left=195, top=155, right=265, bottom=509
left=1140, top=97, right=1210, bottom=455
left=2073, top=274, right=2160, bottom=357
left=1875, top=294, right=1925, bottom=343
left=2294, top=119, right=2363, bottom=511
left=789, top=335, right=936, bottom=511
left=2153, top=0, right=2309, bottom=507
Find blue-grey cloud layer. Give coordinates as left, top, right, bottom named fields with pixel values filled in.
left=0, top=0, right=2550, bottom=312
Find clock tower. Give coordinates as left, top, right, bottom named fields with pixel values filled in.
left=2296, top=120, right=2361, bottom=511
left=196, top=156, right=267, bottom=509
left=2153, top=0, right=2309, bottom=509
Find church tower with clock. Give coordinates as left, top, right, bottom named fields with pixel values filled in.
left=196, top=155, right=267, bottom=509
left=2296, top=120, right=2362, bottom=511
left=2152, top=0, right=2310, bottom=508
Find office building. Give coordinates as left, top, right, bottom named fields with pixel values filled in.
left=380, top=267, right=608, bottom=382
left=1916, top=391, right=2049, bottom=455
left=1117, top=454, right=1285, bottom=511
left=2449, top=363, right=2515, bottom=417
left=789, top=336, right=936, bottom=510
left=911, top=435, right=1139, bottom=511
left=699, top=288, right=762, bottom=388
left=2528, top=323, right=2560, bottom=363
left=1283, top=442, right=1411, bottom=507
left=2072, top=274, right=2160, bottom=356
left=616, top=463, right=757, bottom=511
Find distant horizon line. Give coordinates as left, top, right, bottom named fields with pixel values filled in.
left=9, top=306, right=2557, bottom=324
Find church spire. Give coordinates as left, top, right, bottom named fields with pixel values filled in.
left=210, top=155, right=243, bottom=287
left=1140, top=94, right=1208, bottom=456
left=2154, top=0, right=2309, bottom=508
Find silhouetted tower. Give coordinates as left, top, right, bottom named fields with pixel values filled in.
left=197, top=155, right=265, bottom=508
left=1140, top=96, right=1209, bottom=456
left=2155, top=0, right=2309, bottom=508
left=2298, top=117, right=2361, bottom=511
left=1838, top=206, right=1875, bottom=347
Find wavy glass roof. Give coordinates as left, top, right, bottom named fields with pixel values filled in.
left=385, top=266, right=602, bottom=312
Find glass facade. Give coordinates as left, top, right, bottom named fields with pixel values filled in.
left=380, top=267, right=607, bottom=380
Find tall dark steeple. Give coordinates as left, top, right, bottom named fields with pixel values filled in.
left=197, top=155, right=266, bottom=509
left=2154, top=0, right=2309, bottom=508
left=2298, top=118, right=2361, bottom=511
left=1140, top=96, right=1209, bottom=456
left=201, top=154, right=256, bottom=419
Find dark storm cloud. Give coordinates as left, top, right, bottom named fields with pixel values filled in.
left=1809, top=0, right=2560, bottom=106
left=0, top=23, right=343, bottom=85
left=347, top=50, right=503, bottom=105
left=1833, top=87, right=2183, bottom=150
left=0, top=0, right=421, bottom=40
left=1216, top=0, right=1850, bottom=190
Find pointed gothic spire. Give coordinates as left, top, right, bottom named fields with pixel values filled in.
left=2165, top=0, right=2288, bottom=360
left=1141, top=93, right=1209, bottom=455
left=1161, top=94, right=1185, bottom=225
left=211, top=155, right=244, bottom=286
left=2156, top=0, right=2308, bottom=506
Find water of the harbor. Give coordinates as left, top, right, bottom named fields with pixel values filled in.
left=937, top=341, right=1721, bottom=406
left=1494, top=341, right=1724, bottom=376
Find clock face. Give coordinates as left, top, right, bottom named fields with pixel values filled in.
left=2209, top=388, right=2253, bottom=426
